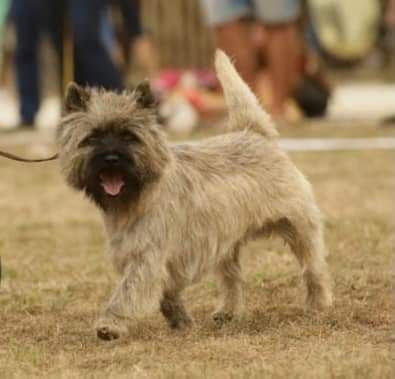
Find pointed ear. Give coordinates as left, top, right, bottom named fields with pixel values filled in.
left=64, top=82, right=90, bottom=113
left=134, top=80, right=157, bottom=108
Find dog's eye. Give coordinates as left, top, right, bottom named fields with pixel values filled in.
left=78, top=135, right=97, bottom=148
left=120, top=131, right=139, bottom=144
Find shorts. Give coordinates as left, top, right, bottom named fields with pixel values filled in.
left=200, top=0, right=301, bottom=26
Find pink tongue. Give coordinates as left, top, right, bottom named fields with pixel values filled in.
left=100, top=173, right=125, bottom=196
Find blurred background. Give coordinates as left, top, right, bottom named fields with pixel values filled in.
left=0, top=0, right=394, bottom=137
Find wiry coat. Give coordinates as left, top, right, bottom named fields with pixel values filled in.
left=58, top=51, right=332, bottom=340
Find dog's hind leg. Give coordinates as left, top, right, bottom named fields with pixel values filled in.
left=277, top=211, right=333, bottom=310
left=212, top=243, right=244, bottom=323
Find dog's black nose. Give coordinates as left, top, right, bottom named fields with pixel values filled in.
left=104, top=153, right=120, bottom=165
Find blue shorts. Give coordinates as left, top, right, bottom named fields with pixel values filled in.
left=200, top=0, right=301, bottom=25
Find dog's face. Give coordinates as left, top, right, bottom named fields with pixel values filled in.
left=57, top=82, right=170, bottom=211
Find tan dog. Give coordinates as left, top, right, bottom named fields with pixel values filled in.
left=57, top=50, right=332, bottom=340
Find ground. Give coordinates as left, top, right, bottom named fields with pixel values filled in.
left=0, top=122, right=393, bottom=378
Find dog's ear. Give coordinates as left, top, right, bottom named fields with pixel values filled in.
left=134, top=80, right=157, bottom=109
left=64, top=82, right=90, bottom=113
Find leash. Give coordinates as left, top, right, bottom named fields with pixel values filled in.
left=0, top=150, right=58, bottom=163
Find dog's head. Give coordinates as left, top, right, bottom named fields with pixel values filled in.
left=57, top=82, right=170, bottom=211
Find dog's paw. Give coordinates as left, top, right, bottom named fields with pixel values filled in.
left=212, top=311, right=234, bottom=324
left=171, top=315, right=193, bottom=330
left=95, top=319, right=128, bottom=341
left=96, top=326, right=120, bottom=341
left=306, top=292, right=333, bottom=311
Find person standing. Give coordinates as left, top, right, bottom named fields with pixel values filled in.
left=65, top=0, right=124, bottom=90
left=10, top=0, right=124, bottom=130
left=10, top=0, right=43, bottom=127
left=200, top=0, right=302, bottom=120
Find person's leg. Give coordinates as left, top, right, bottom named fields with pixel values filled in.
left=116, top=0, right=159, bottom=76
left=265, top=23, right=302, bottom=116
left=116, top=0, right=143, bottom=43
left=12, top=0, right=42, bottom=125
left=214, top=21, right=257, bottom=88
left=253, top=0, right=302, bottom=117
left=41, top=0, right=66, bottom=96
left=200, top=0, right=257, bottom=88
left=68, top=0, right=123, bottom=90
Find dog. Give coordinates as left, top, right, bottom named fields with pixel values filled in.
left=57, top=50, right=333, bottom=341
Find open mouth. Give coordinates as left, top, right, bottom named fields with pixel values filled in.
left=99, top=170, right=125, bottom=197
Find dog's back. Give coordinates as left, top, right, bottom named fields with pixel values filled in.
left=169, top=50, right=310, bottom=228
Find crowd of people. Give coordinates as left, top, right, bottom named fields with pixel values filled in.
left=0, top=0, right=393, bottom=133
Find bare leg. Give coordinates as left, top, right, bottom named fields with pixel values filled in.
left=264, top=22, right=302, bottom=117
left=96, top=258, right=164, bottom=340
left=213, top=244, right=244, bottom=323
left=214, top=20, right=257, bottom=89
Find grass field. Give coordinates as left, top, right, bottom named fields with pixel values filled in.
left=0, top=126, right=393, bottom=378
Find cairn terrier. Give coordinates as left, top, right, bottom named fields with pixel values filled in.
left=57, top=51, right=332, bottom=341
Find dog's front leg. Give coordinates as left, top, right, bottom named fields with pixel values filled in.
left=96, top=255, right=164, bottom=341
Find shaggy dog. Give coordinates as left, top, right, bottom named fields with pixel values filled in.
left=57, top=50, right=332, bottom=340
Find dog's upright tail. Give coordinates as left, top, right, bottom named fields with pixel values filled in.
left=215, top=50, right=278, bottom=138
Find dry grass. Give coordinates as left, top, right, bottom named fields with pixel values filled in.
left=0, top=131, right=393, bottom=378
